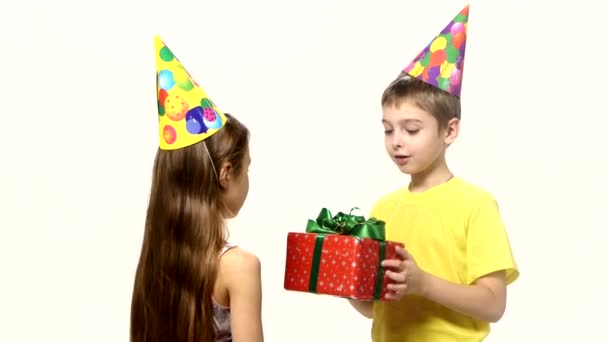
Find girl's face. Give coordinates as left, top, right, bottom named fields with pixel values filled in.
left=221, top=149, right=251, bottom=218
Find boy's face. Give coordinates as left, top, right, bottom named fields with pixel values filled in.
left=382, top=100, right=456, bottom=175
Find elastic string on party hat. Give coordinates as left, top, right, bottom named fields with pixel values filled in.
left=202, top=140, right=221, bottom=186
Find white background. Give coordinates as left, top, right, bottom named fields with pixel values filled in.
left=1, top=0, right=607, bottom=341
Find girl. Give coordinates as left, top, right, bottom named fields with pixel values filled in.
left=130, top=36, right=263, bottom=342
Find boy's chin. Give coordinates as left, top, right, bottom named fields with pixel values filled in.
left=395, top=165, right=415, bottom=175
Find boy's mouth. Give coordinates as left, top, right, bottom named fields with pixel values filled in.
left=394, top=154, right=411, bottom=164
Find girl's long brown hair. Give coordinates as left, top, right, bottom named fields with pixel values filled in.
left=130, top=113, right=249, bottom=342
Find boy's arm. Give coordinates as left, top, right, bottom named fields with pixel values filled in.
left=384, top=193, right=517, bottom=323
left=348, top=299, right=373, bottom=318
left=421, top=270, right=506, bottom=322
left=384, top=247, right=507, bottom=323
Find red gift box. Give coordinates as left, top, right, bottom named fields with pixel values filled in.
left=283, top=209, right=403, bottom=301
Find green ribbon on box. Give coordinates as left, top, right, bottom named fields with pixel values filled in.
left=306, top=207, right=386, bottom=240
left=305, top=208, right=387, bottom=300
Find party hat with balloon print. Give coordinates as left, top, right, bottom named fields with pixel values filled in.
left=155, top=35, right=227, bottom=150
left=402, top=4, right=469, bottom=97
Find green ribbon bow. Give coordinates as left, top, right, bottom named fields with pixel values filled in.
left=305, top=207, right=386, bottom=240
left=304, top=208, right=387, bottom=300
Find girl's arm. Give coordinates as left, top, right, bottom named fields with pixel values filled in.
left=225, top=249, right=264, bottom=342
left=348, top=299, right=373, bottom=318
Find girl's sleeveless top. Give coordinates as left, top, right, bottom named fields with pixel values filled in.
left=213, top=243, right=236, bottom=342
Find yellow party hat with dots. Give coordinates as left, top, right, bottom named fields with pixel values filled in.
left=155, top=35, right=227, bottom=150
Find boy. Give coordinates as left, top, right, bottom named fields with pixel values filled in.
left=349, top=4, right=519, bottom=341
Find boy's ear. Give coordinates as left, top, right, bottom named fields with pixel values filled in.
left=219, top=162, right=232, bottom=188
left=444, top=118, right=460, bottom=145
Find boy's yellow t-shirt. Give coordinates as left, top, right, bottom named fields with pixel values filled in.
left=371, top=177, right=519, bottom=342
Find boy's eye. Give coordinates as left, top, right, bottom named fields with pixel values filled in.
left=384, top=129, right=393, bottom=134
left=406, top=129, right=419, bottom=134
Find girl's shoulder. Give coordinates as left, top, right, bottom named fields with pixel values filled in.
left=214, top=244, right=261, bottom=306
left=220, top=242, right=238, bottom=256
left=219, top=244, right=261, bottom=272
left=218, top=244, right=262, bottom=299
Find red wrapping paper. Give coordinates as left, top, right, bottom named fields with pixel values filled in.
left=284, top=232, right=403, bottom=301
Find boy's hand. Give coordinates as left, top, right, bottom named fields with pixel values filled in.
left=382, top=246, right=428, bottom=300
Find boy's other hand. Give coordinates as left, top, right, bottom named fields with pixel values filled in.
left=382, top=246, right=429, bottom=300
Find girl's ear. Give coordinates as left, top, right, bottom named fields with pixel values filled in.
left=218, top=162, right=232, bottom=188
left=444, top=118, right=460, bottom=145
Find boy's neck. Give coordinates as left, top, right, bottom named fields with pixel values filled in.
left=409, top=159, right=453, bottom=193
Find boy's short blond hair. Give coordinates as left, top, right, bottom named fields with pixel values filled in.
left=381, top=72, right=461, bottom=128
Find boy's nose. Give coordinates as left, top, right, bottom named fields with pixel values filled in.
left=391, top=135, right=404, bottom=149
